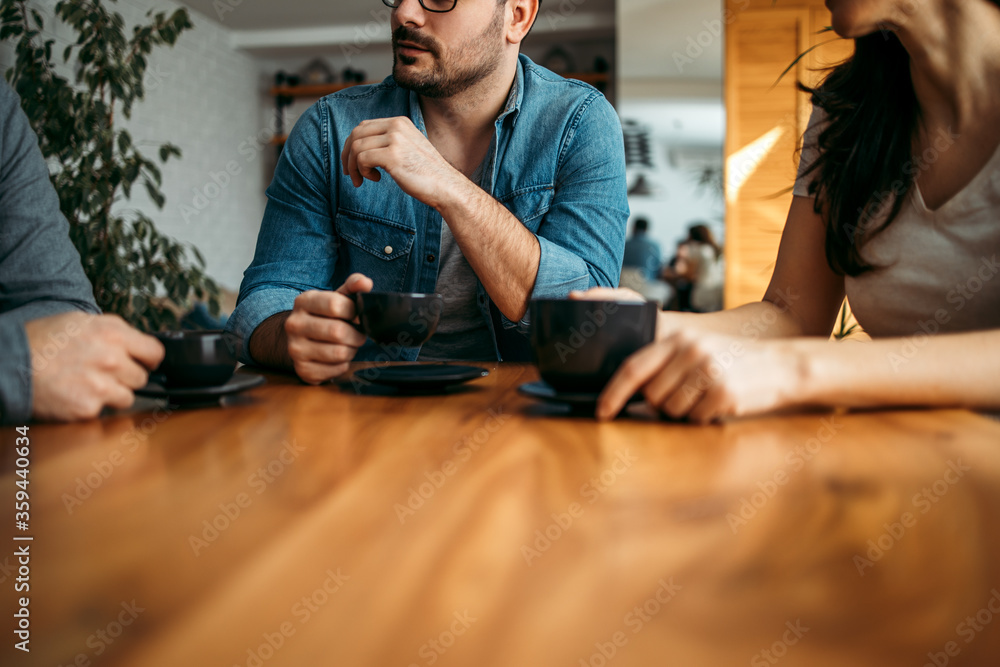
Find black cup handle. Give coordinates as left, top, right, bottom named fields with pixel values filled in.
left=347, top=292, right=367, bottom=337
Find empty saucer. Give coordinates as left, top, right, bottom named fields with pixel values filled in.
left=352, top=364, right=490, bottom=392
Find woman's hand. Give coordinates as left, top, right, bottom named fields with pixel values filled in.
left=596, top=331, right=810, bottom=423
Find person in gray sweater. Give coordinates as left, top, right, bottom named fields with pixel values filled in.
left=0, top=80, right=163, bottom=423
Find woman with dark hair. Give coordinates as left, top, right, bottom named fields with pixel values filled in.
left=661, top=223, right=725, bottom=312
left=576, top=0, right=1000, bottom=422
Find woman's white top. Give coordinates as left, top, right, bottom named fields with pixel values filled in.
left=794, top=106, right=1000, bottom=338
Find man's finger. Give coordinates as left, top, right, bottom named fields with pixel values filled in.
left=295, top=291, right=357, bottom=321
left=292, top=339, right=360, bottom=365
left=335, top=273, right=375, bottom=297
left=120, top=329, right=166, bottom=370
left=595, top=342, right=675, bottom=421
left=292, top=316, right=367, bottom=348
left=354, top=147, right=390, bottom=183
left=295, top=360, right=351, bottom=385
left=114, top=358, right=152, bottom=390
left=102, top=381, right=137, bottom=412
left=346, top=135, right=392, bottom=184
left=341, top=119, right=402, bottom=176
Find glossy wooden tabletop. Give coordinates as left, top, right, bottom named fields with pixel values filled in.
left=3, top=362, right=1000, bottom=667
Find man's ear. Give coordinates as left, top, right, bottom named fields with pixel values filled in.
left=506, top=0, right=539, bottom=45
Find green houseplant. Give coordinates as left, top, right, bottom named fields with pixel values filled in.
left=0, top=0, right=220, bottom=331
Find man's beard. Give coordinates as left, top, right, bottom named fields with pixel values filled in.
left=392, top=8, right=506, bottom=99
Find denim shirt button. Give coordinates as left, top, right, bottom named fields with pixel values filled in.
left=384, top=246, right=393, bottom=255
left=426, top=254, right=435, bottom=263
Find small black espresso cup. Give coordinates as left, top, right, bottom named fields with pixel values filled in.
left=353, top=292, right=444, bottom=346
left=152, top=330, right=240, bottom=388
left=530, top=299, right=658, bottom=393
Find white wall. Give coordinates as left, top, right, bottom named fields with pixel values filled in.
left=617, top=0, right=726, bottom=265
left=0, top=0, right=266, bottom=294
left=619, top=100, right=725, bottom=262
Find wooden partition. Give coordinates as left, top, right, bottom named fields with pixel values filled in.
left=723, top=0, right=854, bottom=308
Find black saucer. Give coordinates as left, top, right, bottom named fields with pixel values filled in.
left=352, top=364, right=489, bottom=392
left=518, top=381, right=643, bottom=411
left=136, top=373, right=266, bottom=404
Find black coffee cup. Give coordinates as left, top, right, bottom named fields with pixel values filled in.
left=354, top=292, right=443, bottom=346
left=530, top=299, right=657, bottom=393
left=152, top=330, right=240, bottom=388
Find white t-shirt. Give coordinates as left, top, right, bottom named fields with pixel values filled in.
left=794, top=106, right=1000, bottom=338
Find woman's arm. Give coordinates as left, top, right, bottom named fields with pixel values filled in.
left=664, top=196, right=845, bottom=338
left=596, top=328, right=1000, bottom=422
left=581, top=196, right=845, bottom=340
left=797, top=329, right=1000, bottom=410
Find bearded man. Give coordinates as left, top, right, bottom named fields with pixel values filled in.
left=227, top=0, right=629, bottom=383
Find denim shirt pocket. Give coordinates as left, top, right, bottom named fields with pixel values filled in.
left=496, top=185, right=554, bottom=233
left=336, top=209, right=415, bottom=292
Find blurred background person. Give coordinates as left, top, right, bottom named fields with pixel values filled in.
left=660, top=222, right=724, bottom=312
left=619, top=217, right=672, bottom=307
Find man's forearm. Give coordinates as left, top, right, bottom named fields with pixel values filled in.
left=435, top=177, right=540, bottom=322
left=248, top=311, right=294, bottom=370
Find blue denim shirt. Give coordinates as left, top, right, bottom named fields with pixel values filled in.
left=228, top=55, right=629, bottom=364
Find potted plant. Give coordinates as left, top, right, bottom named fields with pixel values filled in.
left=0, top=0, right=220, bottom=331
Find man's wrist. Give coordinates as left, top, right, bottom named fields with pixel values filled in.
left=432, top=170, right=483, bottom=219
left=248, top=311, right=293, bottom=370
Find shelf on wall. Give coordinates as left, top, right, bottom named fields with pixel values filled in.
left=270, top=72, right=609, bottom=99
left=270, top=82, right=377, bottom=97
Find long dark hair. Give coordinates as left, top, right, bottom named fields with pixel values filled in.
left=688, top=223, right=722, bottom=260
left=798, top=2, right=1000, bottom=276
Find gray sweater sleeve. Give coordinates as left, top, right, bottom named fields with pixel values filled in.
left=0, top=80, right=100, bottom=424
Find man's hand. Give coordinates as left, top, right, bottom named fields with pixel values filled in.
left=26, top=312, right=165, bottom=422
left=341, top=117, right=461, bottom=209
left=284, top=273, right=373, bottom=385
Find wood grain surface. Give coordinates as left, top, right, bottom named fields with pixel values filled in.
left=2, top=363, right=1000, bottom=666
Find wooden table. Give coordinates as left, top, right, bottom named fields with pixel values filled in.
left=3, top=363, right=1000, bottom=666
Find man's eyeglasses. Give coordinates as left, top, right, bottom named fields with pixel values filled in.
left=382, top=0, right=458, bottom=14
